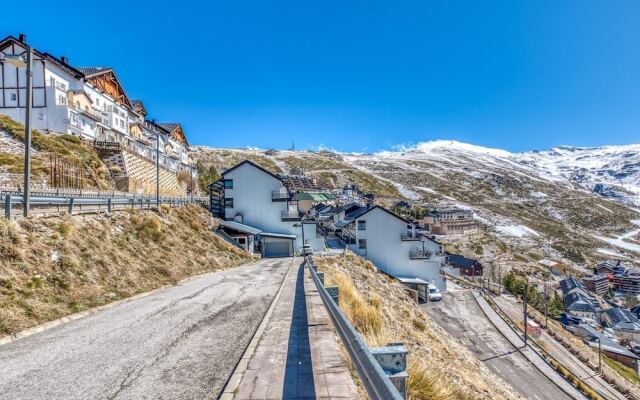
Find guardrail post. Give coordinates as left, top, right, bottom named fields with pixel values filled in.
left=326, top=286, right=339, bottom=304
left=107, top=198, right=112, bottom=213
left=68, top=198, right=74, bottom=215
left=316, top=271, right=325, bottom=286
left=370, top=344, right=409, bottom=399
left=4, top=195, right=11, bottom=219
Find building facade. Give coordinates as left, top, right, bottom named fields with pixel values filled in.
left=0, top=34, right=194, bottom=185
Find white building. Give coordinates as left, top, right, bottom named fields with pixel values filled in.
left=0, top=34, right=194, bottom=176
left=338, top=205, right=448, bottom=291
left=210, top=160, right=325, bottom=257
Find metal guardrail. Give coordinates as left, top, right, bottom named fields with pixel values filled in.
left=1, top=191, right=208, bottom=218
left=305, top=256, right=404, bottom=400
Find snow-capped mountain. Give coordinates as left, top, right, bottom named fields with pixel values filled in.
left=193, top=140, right=640, bottom=273
left=515, top=145, right=640, bottom=204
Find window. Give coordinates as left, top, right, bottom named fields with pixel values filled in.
left=358, top=239, right=367, bottom=250
left=96, top=98, right=100, bottom=106
left=224, top=179, right=234, bottom=189
left=57, top=94, right=67, bottom=105
left=10, top=93, right=17, bottom=101
left=224, top=198, right=234, bottom=208
left=120, top=120, right=125, bottom=128
left=357, top=220, right=366, bottom=231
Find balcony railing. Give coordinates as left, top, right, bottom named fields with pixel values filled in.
left=281, top=210, right=302, bottom=221
left=409, top=249, right=432, bottom=259
left=401, top=231, right=422, bottom=241
left=272, top=190, right=291, bottom=201
left=93, top=141, right=121, bottom=151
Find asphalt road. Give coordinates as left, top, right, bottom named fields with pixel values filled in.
left=423, top=284, right=572, bottom=400
left=0, top=257, right=293, bottom=400
left=493, top=295, right=627, bottom=400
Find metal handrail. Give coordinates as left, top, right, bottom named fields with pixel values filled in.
left=305, top=257, right=404, bottom=400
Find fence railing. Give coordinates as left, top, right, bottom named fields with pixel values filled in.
left=305, top=256, right=405, bottom=400
left=1, top=190, right=208, bottom=219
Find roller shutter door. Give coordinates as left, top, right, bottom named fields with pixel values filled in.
left=264, top=241, right=292, bottom=258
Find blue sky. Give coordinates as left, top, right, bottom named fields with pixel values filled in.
left=4, top=1, right=640, bottom=152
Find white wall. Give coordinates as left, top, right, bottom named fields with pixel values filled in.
left=223, top=163, right=325, bottom=253
left=353, top=207, right=447, bottom=291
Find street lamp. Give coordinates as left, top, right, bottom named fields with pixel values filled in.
left=2, top=45, right=33, bottom=217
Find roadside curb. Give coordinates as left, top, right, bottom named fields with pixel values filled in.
left=474, top=291, right=589, bottom=400
left=217, top=257, right=297, bottom=400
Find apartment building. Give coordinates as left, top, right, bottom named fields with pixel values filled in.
left=0, top=34, right=194, bottom=190
left=419, top=204, right=479, bottom=235
left=337, top=205, right=447, bottom=291
left=209, top=160, right=326, bottom=257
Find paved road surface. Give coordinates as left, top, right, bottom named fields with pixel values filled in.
left=423, top=284, right=573, bottom=400
left=0, top=258, right=293, bottom=400
left=493, top=295, right=627, bottom=400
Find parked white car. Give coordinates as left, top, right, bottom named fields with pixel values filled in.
left=300, top=245, right=314, bottom=256
left=428, top=285, right=442, bottom=301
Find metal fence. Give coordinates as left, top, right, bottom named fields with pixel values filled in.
left=305, top=256, right=404, bottom=400
left=1, top=189, right=208, bottom=219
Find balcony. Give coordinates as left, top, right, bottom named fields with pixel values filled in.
left=409, top=249, right=432, bottom=259
left=272, top=190, right=291, bottom=202
left=281, top=210, right=302, bottom=221
left=401, top=231, right=422, bottom=241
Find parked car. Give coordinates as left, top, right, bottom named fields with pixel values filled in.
left=300, top=245, right=314, bottom=256
left=428, top=285, right=442, bottom=301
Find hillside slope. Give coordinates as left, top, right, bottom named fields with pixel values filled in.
left=0, top=115, right=115, bottom=189
left=0, top=205, right=251, bottom=335
left=316, top=253, right=522, bottom=400
left=193, top=145, right=640, bottom=279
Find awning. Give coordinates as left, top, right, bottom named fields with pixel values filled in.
left=335, top=219, right=353, bottom=228
left=396, top=277, right=431, bottom=285
left=260, top=232, right=297, bottom=240
left=220, top=220, right=262, bottom=235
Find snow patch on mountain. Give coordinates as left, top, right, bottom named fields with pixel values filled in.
left=495, top=224, right=540, bottom=238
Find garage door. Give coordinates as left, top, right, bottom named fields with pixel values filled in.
left=264, top=241, right=292, bottom=258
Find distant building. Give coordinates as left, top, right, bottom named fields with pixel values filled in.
left=419, top=205, right=479, bottom=235
left=559, top=277, right=600, bottom=319
left=596, top=260, right=619, bottom=277
left=602, top=308, right=640, bottom=343
left=563, top=291, right=599, bottom=320
left=582, top=274, right=609, bottom=296
left=613, top=267, right=640, bottom=294
left=447, top=254, right=483, bottom=277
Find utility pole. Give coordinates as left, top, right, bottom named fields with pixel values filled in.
left=544, top=273, right=548, bottom=329
left=598, top=312, right=603, bottom=374
left=24, top=45, right=32, bottom=217
left=523, top=283, right=529, bottom=347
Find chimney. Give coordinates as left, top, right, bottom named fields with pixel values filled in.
left=18, top=33, right=27, bottom=43
left=61, top=56, right=68, bottom=64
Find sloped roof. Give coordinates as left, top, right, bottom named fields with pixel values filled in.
left=222, top=160, right=283, bottom=183
left=220, top=220, right=262, bottom=235
left=447, top=254, right=479, bottom=268
left=279, top=174, right=323, bottom=191
left=0, top=35, right=84, bottom=79
left=564, top=291, right=597, bottom=312
left=77, top=66, right=112, bottom=76
left=559, top=277, right=584, bottom=295
left=158, top=123, right=179, bottom=132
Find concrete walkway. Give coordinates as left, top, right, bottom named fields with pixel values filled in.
left=232, top=262, right=358, bottom=399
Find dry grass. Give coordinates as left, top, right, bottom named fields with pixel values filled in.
left=317, top=252, right=523, bottom=400
left=0, top=205, right=252, bottom=335
left=0, top=115, right=114, bottom=189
